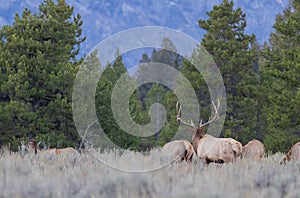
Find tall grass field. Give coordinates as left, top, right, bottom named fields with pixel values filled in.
left=0, top=148, right=299, bottom=198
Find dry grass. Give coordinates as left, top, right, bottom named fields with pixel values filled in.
left=0, top=148, right=300, bottom=198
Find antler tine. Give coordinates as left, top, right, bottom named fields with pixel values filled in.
left=191, top=120, right=195, bottom=127
left=176, top=101, right=181, bottom=116
left=198, top=119, right=203, bottom=128
left=176, top=101, right=182, bottom=122
left=176, top=101, right=196, bottom=128
left=213, top=98, right=220, bottom=113
left=199, top=98, right=220, bottom=128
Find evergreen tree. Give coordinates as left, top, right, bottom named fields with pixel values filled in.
left=152, top=37, right=181, bottom=69
left=133, top=38, right=183, bottom=148
left=269, top=0, right=300, bottom=51
left=95, top=54, right=141, bottom=150
left=198, top=0, right=259, bottom=143
left=0, top=0, right=85, bottom=148
left=136, top=38, right=182, bottom=109
left=262, top=0, right=300, bottom=152
left=72, top=50, right=103, bottom=147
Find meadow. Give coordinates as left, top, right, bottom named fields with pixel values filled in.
left=0, top=148, right=299, bottom=198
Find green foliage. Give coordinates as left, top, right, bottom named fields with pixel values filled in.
left=198, top=0, right=259, bottom=143
left=261, top=0, right=300, bottom=153
left=95, top=54, right=141, bottom=150
left=94, top=43, right=182, bottom=151
left=0, top=0, right=299, bottom=154
left=143, top=83, right=178, bottom=146
left=0, top=0, right=85, bottom=148
left=127, top=38, right=184, bottom=149
left=261, top=48, right=300, bottom=152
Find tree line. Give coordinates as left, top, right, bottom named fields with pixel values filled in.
left=0, top=0, right=299, bottom=153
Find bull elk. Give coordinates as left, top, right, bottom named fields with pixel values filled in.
left=161, top=140, right=194, bottom=163
left=176, top=99, right=242, bottom=164
left=280, top=142, right=300, bottom=164
left=242, top=139, right=265, bottom=159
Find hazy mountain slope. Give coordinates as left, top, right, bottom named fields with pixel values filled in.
left=0, top=0, right=288, bottom=56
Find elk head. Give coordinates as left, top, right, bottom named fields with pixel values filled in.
left=176, top=99, right=220, bottom=152
left=19, top=139, right=41, bottom=157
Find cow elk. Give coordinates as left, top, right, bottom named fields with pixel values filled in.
left=176, top=99, right=242, bottom=164
left=52, top=147, right=79, bottom=155
left=280, top=142, right=300, bottom=164
left=19, top=140, right=78, bottom=157
left=161, top=140, right=194, bottom=163
left=242, top=139, right=265, bottom=159
left=226, top=138, right=243, bottom=159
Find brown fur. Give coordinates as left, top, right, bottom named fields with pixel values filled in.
left=54, top=147, right=78, bottom=155
left=183, top=141, right=194, bottom=162
left=191, top=128, right=242, bottom=164
left=191, top=127, right=205, bottom=154
left=28, top=140, right=40, bottom=154
left=161, top=140, right=194, bottom=162
left=39, top=147, right=78, bottom=156
left=242, top=139, right=265, bottom=159
left=195, top=134, right=235, bottom=164
left=225, top=138, right=243, bottom=158
left=19, top=140, right=40, bottom=155
left=21, top=140, right=78, bottom=156
left=176, top=99, right=242, bottom=164
left=281, top=142, right=300, bottom=164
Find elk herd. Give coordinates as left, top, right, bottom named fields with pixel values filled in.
left=15, top=99, right=300, bottom=166
left=161, top=99, right=299, bottom=165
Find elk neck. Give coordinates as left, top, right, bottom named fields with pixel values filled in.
left=191, top=127, right=205, bottom=154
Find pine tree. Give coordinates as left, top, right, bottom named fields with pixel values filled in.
left=136, top=38, right=182, bottom=108
left=0, top=0, right=85, bottom=148
left=261, top=0, right=300, bottom=152
left=198, top=0, right=259, bottom=143
left=133, top=38, right=183, bottom=148
left=95, top=54, right=142, bottom=150
left=269, top=0, right=300, bottom=51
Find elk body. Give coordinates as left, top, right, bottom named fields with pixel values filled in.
left=193, top=133, right=235, bottom=163
left=161, top=140, right=194, bottom=162
left=176, top=99, right=242, bottom=164
left=280, top=142, right=300, bottom=164
left=52, top=147, right=78, bottom=155
left=19, top=140, right=78, bottom=157
left=242, top=139, right=265, bottom=159
left=226, top=138, right=243, bottom=158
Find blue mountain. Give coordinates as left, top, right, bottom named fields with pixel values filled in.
left=0, top=0, right=288, bottom=58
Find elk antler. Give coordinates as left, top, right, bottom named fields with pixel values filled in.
left=176, top=102, right=196, bottom=128
left=198, top=98, right=220, bottom=128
